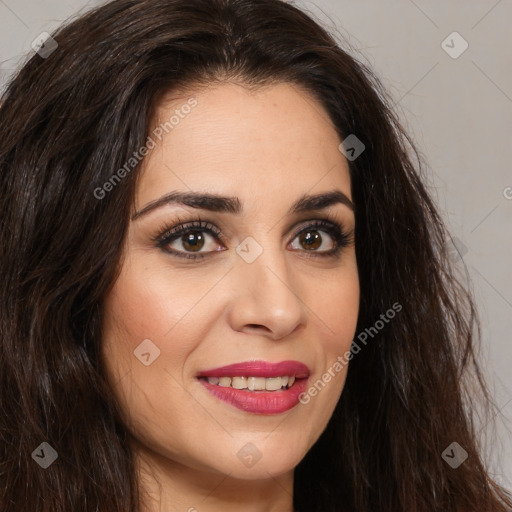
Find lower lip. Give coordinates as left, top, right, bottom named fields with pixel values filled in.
left=198, top=378, right=309, bottom=415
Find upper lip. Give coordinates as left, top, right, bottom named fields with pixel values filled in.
left=196, top=360, right=310, bottom=379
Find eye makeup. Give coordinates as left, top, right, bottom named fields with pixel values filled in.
left=151, top=213, right=354, bottom=261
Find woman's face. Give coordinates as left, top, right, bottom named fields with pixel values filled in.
left=101, top=81, right=359, bottom=482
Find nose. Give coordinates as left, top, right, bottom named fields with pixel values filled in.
left=225, top=243, right=307, bottom=340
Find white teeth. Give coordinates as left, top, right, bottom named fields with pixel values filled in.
left=218, top=377, right=232, bottom=387
left=265, top=377, right=282, bottom=390
left=231, top=376, right=248, bottom=389
left=247, top=376, right=266, bottom=391
left=204, top=375, right=297, bottom=391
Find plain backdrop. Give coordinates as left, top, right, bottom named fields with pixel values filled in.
left=1, top=0, right=511, bottom=489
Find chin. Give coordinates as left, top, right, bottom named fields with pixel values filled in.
left=222, top=457, right=299, bottom=480
left=212, top=438, right=307, bottom=480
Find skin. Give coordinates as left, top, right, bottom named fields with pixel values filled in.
left=101, top=81, right=360, bottom=512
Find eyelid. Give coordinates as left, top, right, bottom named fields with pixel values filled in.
left=286, top=211, right=347, bottom=235
left=156, top=211, right=348, bottom=239
left=154, top=216, right=225, bottom=244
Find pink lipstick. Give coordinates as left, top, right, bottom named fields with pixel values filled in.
left=196, top=360, right=310, bottom=415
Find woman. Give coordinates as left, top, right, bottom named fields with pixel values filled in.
left=0, top=0, right=510, bottom=511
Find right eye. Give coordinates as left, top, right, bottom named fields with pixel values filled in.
left=156, top=219, right=226, bottom=260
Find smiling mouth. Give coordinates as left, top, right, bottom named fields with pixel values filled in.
left=195, top=360, right=310, bottom=413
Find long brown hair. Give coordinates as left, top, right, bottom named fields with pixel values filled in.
left=1, top=0, right=510, bottom=510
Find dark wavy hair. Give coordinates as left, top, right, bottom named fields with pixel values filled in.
left=0, top=0, right=510, bottom=510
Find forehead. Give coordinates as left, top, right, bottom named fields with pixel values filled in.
left=136, top=81, right=351, bottom=213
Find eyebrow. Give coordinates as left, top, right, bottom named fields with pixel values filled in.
left=131, top=189, right=354, bottom=220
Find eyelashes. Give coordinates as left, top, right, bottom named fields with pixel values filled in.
left=153, top=215, right=353, bottom=261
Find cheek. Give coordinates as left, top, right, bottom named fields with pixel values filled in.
left=316, top=265, right=360, bottom=354
left=101, top=254, right=216, bottom=376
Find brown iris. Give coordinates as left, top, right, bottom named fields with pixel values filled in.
left=182, top=231, right=205, bottom=252
left=299, top=230, right=321, bottom=250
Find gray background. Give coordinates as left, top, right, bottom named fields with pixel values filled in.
left=1, top=0, right=510, bottom=487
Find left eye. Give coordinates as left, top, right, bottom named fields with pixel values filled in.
left=289, top=227, right=336, bottom=252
